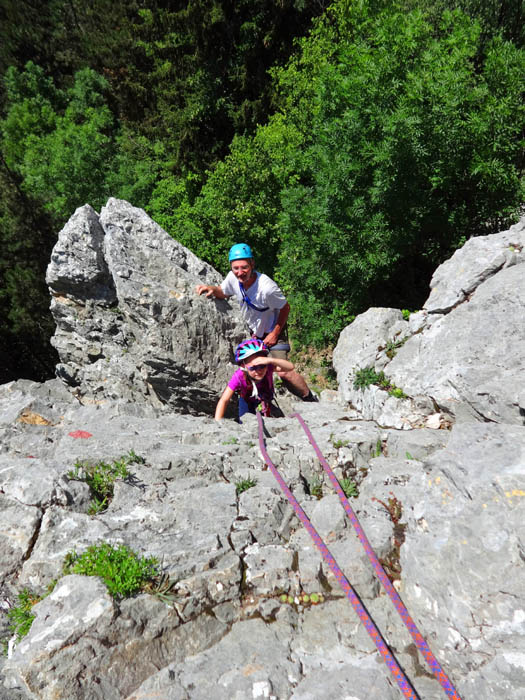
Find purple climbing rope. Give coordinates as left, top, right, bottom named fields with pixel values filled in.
left=290, top=412, right=461, bottom=700
left=256, top=412, right=419, bottom=700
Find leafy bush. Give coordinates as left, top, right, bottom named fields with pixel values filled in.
left=63, top=543, right=159, bottom=599
left=353, top=366, right=407, bottom=398
left=353, top=367, right=383, bottom=391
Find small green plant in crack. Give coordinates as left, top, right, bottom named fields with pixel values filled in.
left=63, top=543, right=159, bottom=599
left=339, top=477, right=358, bottom=498
left=308, top=476, right=323, bottom=499
left=67, top=450, right=142, bottom=514
left=384, top=337, right=407, bottom=359
left=373, top=438, right=383, bottom=457
left=388, top=387, right=407, bottom=399
left=330, top=433, right=349, bottom=449
left=279, top=591, right=326, bottom=607
left=235, top=477, right=257, bottom=495
left=353, top=366, right=381, bottom=391
left=222, top=436, right=239, bottom=445
left=142, top=572, right=179, bottom=605
left=6, top=589, right=39, bottom=643
left=353, top=367, right=407, bottom=399
left=4, top=580, right=57, bottom=646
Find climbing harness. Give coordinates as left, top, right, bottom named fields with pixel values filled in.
left=256, top=411, right=462, bottom=700
left=238, top=281, right=269, bottom=313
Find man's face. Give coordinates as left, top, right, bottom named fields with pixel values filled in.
left=231, top=258, right=255, bottom=284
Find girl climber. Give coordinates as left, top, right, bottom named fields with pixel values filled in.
left=214, top=339, right=294, bottom=421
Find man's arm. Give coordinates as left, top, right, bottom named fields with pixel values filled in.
left=263, top=302, right=290, bottom=347
left=195, top=284, right=228, bottom=299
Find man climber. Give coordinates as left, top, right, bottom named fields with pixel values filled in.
left=195, top=243, right=318, bottom=402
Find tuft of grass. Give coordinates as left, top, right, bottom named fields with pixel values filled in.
left=67, top=450, right=143, bottom=514
left=330, top=433, right=349, bottom=449
left=222, top=436, right=239, bottom=445
left=142, top=572, right=179, bottom=605
left=309, top=476, right=323, bottom=499
left=339, top=478, right=358, bottom=498
left=235, top=478, right=257, bottom=495
left=384, top=337, right=407, bottom=359
left=63, top=543, right=159, bottom=599
left=3, top=542, right=165, bottom=651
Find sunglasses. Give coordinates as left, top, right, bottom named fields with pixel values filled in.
left=244, top=364, right=265, bottom=371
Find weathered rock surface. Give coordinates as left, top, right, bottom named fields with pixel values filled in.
left=334, top=216, right=525, bottom=428
left=1, top=211, right=525, bottom=700
left=46, top=198, right=247, bottom=414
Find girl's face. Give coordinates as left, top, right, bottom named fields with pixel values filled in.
left=242, top=353, right=268, bottom=379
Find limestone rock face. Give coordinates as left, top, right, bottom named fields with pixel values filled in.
left=2, top=213, right=525, bottom=700
left=1, top=374, right=524, bottom=700
left=46, top=198, right=247, bottom=414
left=334, top=215, right=525, bottom=427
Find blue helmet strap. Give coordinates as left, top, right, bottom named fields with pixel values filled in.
left=238, top=282, right=269, bottom=313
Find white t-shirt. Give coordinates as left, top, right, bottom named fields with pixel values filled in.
left=221, top=271, right=287, bottom=337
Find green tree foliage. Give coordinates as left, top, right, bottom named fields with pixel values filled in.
left=0, top=159, right=57, bottom=383
left=125, top=0, right=326, bottom=173
left=183, top=1, right=524, bottom=346
left=403, top=0, right=525, bottom=47
left=148, top=119, right=301, bottom=276
left=1, top=62, right=119, bottom=224
left=0, top=0, right=140, bottom=101
left=273, top=5, right=525, bottom=344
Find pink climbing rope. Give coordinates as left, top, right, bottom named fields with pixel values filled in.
left=290, top=411, right=461, bottom=700
left=256, top=412, right=419, bottom=700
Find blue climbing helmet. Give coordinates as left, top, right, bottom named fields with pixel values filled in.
left=235, top=338, right=268, bottom=364
left=229, top=243, right=253, bottom=262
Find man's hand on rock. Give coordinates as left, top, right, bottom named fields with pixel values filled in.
left=195, top=285, right=228, bottom=300
left=196, top=284, right=215, bottom=297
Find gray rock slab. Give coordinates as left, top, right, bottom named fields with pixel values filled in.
left=125, top=617, right=300, bottom=700
left=425, top=216, right=525, bottom=313
left=46, top=198, right=248, bottom=414
left=398, top=422, right=525, bottom=698
left=332, top=308, right=436, bottom=429
left=0, top=494, right=42, bottom=580
left=0, top=458, right=79, bottom=509
left=289, top=660, right=399, bottom=700
left=46, top=204, right=116, bottom=304
left=4, top=575, right=117, bottom=700
left=389, top=263, right=525, bottom=424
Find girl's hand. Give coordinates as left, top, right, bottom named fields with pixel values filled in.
left=245, top=356, right=270, bottom=369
